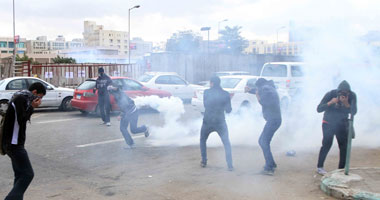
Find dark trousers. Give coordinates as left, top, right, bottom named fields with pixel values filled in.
left=317, top=122, right=348, bottom=169
left=120, top=111, right=147, bottom=146
left=5, top=146, right=34, bottom=200
left=200, top=121, right=233, bottom=168
left=259, top=119, right=281, bottom=171
left=98, top=94, right=110, bottom=123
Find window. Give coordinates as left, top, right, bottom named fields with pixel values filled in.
left=155, top=75, right=171, bottom=84
left=1, top=51, right=7, bottom=53
left=291, top=65, right=304, bottom=77
left=122, top=79, right=142, bottom=91
left=0, top=42, right=7, bottom=48
left=6, top=79, right=27, bottom=90
left=220, top=78, right=241, bottom=89
left=27, top=79, right=49, bottom=88
left=117, top=40, right=121, bottom=43
left=169, top=76, right=187, bottom=85
left=8, top=42, right=14, bottom=48
left=246, top=78, right=257, bottom=88
left=77, top=81, right=96, bottom=90
left=138, top=74, right=154, bottom=83
left=261, top=64, right=287, bottom=77
left=109, top=39, right=113, bottom=43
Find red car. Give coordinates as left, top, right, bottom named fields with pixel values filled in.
left=71, top=77, right=171, bottom=114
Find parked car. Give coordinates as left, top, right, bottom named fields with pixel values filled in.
left=138, top=72, right=204, bottom=102
left=260, top=62, right=305, bottom=96
left=192, top=75, right=291, bottom=113
left=214, top=71, right=250, bottom=77
left=71, top=77, right=171, bottom=114
left=0, top=77, right=74, bottom=113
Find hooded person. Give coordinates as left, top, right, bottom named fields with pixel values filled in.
left=200, top=76, right=234, bottom=171
left=249, top=78, right=281, bottom=175
left=107, top=85, right=149, bottom=149
left=316, top=80, right=357, bottom=175
left=94, top=67, right=112, bottom=126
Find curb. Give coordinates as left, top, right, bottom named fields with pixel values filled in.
left=320, top=168, right=380, bottom=200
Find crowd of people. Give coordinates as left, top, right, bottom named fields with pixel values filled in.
left=0, top=68, right=357, bottom=199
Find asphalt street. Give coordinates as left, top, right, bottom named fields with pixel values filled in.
left=0, top=105, right=379, bottom=200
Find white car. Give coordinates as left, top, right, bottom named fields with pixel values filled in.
left=0, top=77, right=74, bottom=113
left=192, top=75, right=291, bottom=113
left=214, top=71, right=250, bottom=77
left=138, top=72, right=204, bottom=102
left=260, top=62, right=305, bottom=97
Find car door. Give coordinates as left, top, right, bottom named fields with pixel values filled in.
left=168, top=75, right=192, bottom=99
left=26, top=78, right=57, bottom=107
left=5, top=79, right=28, bottom=101
left=154, top=75, right=177, bottom=96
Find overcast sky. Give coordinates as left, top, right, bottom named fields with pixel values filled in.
left=0, top=0, right=379, bottom=43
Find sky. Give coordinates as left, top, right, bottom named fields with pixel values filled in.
left=0, top=0, right=380, bottom=43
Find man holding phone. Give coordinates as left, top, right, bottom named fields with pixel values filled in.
left=2, top=82, right=46, bottom=200
left=316, top=80, right=357, bottom=175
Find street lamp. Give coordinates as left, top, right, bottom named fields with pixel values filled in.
left=200, top=27, right=211, bottom=54
left=276, top=26, right=286, bottom=55
left=217, top=19, right=228, bottom=39
left=128, top=5, right=140, bottom=66
left=12, top=0, right=16, bottom=75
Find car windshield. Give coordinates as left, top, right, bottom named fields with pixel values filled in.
left=220, top=78, right=241, bottom=89
left=77, top=80, right=96, bottom=90
left=291, top=65, right=304, bottom=77
left=138, top=74, right=154, bottom=82
left=262, top=64, right=287, bottom=77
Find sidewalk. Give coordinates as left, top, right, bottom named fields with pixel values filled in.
left=320, top=167, right=380, bottom=200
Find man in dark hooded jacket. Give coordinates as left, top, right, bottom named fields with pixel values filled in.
left=316, top=80, right=357, bottom=175
left=107, top=85, right=149, bottom=149
left=249, top=78, right=282, bottom=175
left=200, top=76, right=233, bottom=171
left=94, top=68, right=112, bottom=126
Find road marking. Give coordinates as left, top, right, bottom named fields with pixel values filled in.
left=35, top=118, right=82, bottom=124
left=76, top=135, right=145, bottom=148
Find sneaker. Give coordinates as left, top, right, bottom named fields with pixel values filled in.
left=124, top=144, right=136, bottom=149
left=317, top=168, right=327, bottom=175
left=144, top=127, right=150, bottom=138
left=106, top=122, right=111, bottom=126
left=260, top=169, right=274, bottom=176
left=200, top=161, right=207, bottom=168
left=228, top=166, right=234, bottom=171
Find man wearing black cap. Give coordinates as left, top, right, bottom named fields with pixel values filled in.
left=200, top=76, right=233, bottom=171
left=94, top=68, right=112, bottom=126
left=247, top=78, right=281, bottom=175
left=316, top=80, right=357, bottom=175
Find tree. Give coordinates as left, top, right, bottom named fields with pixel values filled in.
left=166, top=30, right=201, bottom=53
left=16, top=53, right=40, bottom=64
left=52, top=55, right=76, bottom=64
left=219, top=26, right=248, bottom=54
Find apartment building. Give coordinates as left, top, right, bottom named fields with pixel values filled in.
left=26, top=36, right=84, bottom=54
left=0, top=37, right=27, bottom=58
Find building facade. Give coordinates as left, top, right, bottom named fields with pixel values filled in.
left=0, top=37, right=27, bottom=58
left=246, top=40, right=304, bottom=56
left=26, top=36, right=84, bottom=54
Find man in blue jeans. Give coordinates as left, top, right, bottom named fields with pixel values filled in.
left=200, top=76, right=233, bottom=171
left=107, top=85, right=149, bottom=149
left=94, top=67, right=112, bottom=126
left=247, top=78, right=281, bottom=175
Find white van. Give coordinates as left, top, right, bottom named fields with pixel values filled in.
left=260, top=62, right=304, bottom=96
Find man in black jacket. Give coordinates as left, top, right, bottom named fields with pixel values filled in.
left=108, top=85, right=149, bottom=149
left=316, top=80, right=357, bottom=175
left=94, top=68, right=113, bottom=126
left=2, top=82, right=46, bottom=200
left=200, top=76, right=233, bottom=171
left=247, top=78, right=281, bottom=175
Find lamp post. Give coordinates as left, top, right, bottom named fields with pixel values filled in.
left=217, top=19, right=228, bottom=39
left=276, top=26, right=286, bottom=55
left=200, top=27, right=211, bottom=54
left=12, top=0, right=16, bottom=76
left=128, top=5, right=140, bottom=66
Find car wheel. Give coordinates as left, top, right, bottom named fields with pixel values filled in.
left=0, top=100, right=9, bottom=116
left=60, top=97, right=73, bottom=111
left=79, top=110, right=89, bottom=115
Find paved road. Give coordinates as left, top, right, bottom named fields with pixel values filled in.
left=0, top=106, right=379, bottom=200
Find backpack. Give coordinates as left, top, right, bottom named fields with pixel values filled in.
left=0, top=111, right=6, bottom=155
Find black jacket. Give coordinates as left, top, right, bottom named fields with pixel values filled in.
left=257, top=84, right=281, bottom=121
left=317, top=81, right=357, bottom=124
left=2, top=90, right=35, bottom=147
left=95, top=74, right=112, bottom=96
left=203, top=86, right=232, bottom=124
left=109, top=88, right=136, bottom=115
